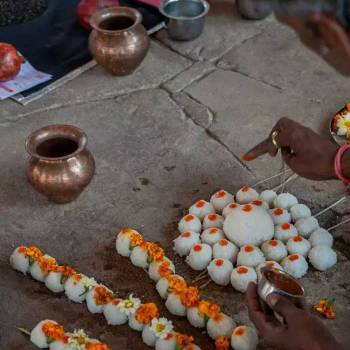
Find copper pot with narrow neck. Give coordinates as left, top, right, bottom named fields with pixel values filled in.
left=89, top=7, right=150, bottom=76
left=26, top=125, right=95, bottom=204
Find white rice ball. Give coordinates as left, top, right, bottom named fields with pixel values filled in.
left=203, top=214, right=224, bottom=230
left=261, top=240, right=288, bottom=262
left=237, top=246, right=265, bottom=267
left=64, top=274, right=96, bottom=303
left=286, top=236, right=311, bottom=257
left=210, top=190, right=235, bottom=212
left=155, top=334, right=177, bottom=350
left=189, top=200, right=216, bottom=220
left=207, top=313, right=236, bottom=339
left=115, top=228, right=142, bottom=257
left=273, top=193, right=298, bottom=210
left=49, top=335, right=74, bottom=350
left=178, top=214, right=202, bottom=233
left=45, top=271, right=65, bottom=293
left=130, top=246, right=149, bottom=269
left=236, top=186, right=259, bottom=204
left=165, top=293, right=187, bottom=316
left=10, top=247, right=29, bottom=274
left=309, top=228, right=333, bottom=247
left=187, top=306, right=205, bottom=328
left=142, top=325, right=157, bottom=347
left=129, top=312, right=145, bottom=331
left=250, top=200, right=269, bottom=210
left=274, top=223, right=298, bottom=243
left=295, top=217, right=319, bottom=238
left=290, top=204, right=312, bottom=222
left=213, top=239, right=239, bottom=263
left=231, top=325, right=259, bottom=350
left=173, top=231, right=201, bottom=257
left=86, top=285, right=112, bottom=314
left=103, top=299, right=128, bottom=325
left=30, top=254, right=56, bottom=282
left=231, top=266, right=257, bottom=293
left=259, top=190, right=277, bottom=208
left=31, top=320, right=58, bottom=348
left=309, top=246, right=337, bottom=271
left=224, top=204, right=274, bottom=247
left=256, top=261, right=283, bottom=280
left=269, top=208, right=291, bottom=225
left=201, top=228, right=225, bottom=246
left=186, top=243, right=212, bottom=271
left=222, top=202, right=241, bottom=218
left=207, top=259, right=233, bottom=286
left=281, top=255, right=308, bottom=279
left=156, top=275, right=186, bottom=300
left=149, top=258, right=175, bottom=282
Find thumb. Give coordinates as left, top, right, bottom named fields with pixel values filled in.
left=267, top=293, right=299, bottom=321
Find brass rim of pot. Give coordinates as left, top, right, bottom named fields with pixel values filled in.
left=90, top=7, right=143, bottom=34
left=261, top=267, right=306, bottom=298
left=159, top=0, right=210, bottom=21
left=25, top=124, right=88, bottom=161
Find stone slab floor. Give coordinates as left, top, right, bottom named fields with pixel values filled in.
left=1, top=1, right=350, bottom=349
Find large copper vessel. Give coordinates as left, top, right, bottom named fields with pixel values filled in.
left=26, top=125, right=95, bottom=204
left=89, top=7, right=150, bottom=76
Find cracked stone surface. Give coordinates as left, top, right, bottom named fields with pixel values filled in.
left=156, top=0, right=269, bottom=62
left=217, top=22, right=350, bottom=102
left=1, top=5, right=350, bottom=350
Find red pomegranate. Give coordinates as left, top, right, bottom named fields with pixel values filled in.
left=0, top=43, right=25, bottom=82
left=77, top=0, right=120, bottom=30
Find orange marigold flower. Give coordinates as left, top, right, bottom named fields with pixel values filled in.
left=42, top=322, right=65, bottom=342
left=167, top=275, right=187, bottom=293
left=39, top=256, right=57, bottom=276
left=25, top=246, right=43, bottom=260
left=159, top=261, right=172, bottom=278
left=215, top=336, right=230, bottom=350
left=130, top=233, right=144, bottom=248
left=175, top=333, right=194, bottom=346
left=314, top=299, right=336, bottom=320
left=73, top=274, right=83, bottom=283
left=178, top=287, right=200, bottom=308
left=85, top=343, right=111, bottom=350
left=198, top=300, right=221, bottom=320
left=145, top=242, right=164, bottom=262
left=135, top=303, right=160, bottom=325
left=18, top=246, right=27, bottom=254
left=94, top=286, right=113, bottom=305
left=52, top=265, right=76, bottom=277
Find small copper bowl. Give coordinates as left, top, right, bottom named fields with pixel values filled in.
left=258, top=267, right=305, bottom=307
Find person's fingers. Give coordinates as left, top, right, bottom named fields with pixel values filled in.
left=242, top=138, right=277, bottom=161
left=311, top=14, right=350, bottom=49
left=266, top=294, right=299, bottom=322
left=279, top=16, right=321, bottom=52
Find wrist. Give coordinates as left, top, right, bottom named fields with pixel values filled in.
left=341, top=147, right=350, bottom=178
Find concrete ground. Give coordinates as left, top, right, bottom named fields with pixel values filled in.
left=1, top=1, right=350, bottom=349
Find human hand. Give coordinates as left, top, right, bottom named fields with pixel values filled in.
left=246, top=283, right=344, bottom=350
left=279, top=14, right=350, bottom=76
left=242, top=117, right=339, bottom=181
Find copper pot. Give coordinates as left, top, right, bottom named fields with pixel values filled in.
left=89, top=7, right=150, bottom=76
left=26, top=125, right=95, bottom=204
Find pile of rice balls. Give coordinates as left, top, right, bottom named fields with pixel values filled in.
left=174, top=187, right=337, bottom=293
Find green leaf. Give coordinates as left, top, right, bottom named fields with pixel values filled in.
left=78, top=286, right=90, bottom=297
left=47, top=338, right=53, bottom=344
left=175, top=345, right=184, bottom=350
left=60, top=275, right=68, bottom=285
left=29, top=257, right=35, bottom=267
left=129, top=245, right=134, bottom=251
left=204, top=316, right=209, bottom=326
left=325, top=299, right=335, bottom=308
left=112, top=291, right=119, bottom=298
left=147, top=256, right=152, bottom=265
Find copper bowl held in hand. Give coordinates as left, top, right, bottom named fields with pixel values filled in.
left=89, top=7, right=150, bottom=76
left=26, top=124, right=95, bottom=204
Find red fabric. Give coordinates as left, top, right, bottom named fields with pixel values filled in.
left=334, top=145, right=350, bottom=186
left=77, top=0, right=120, bottom=30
